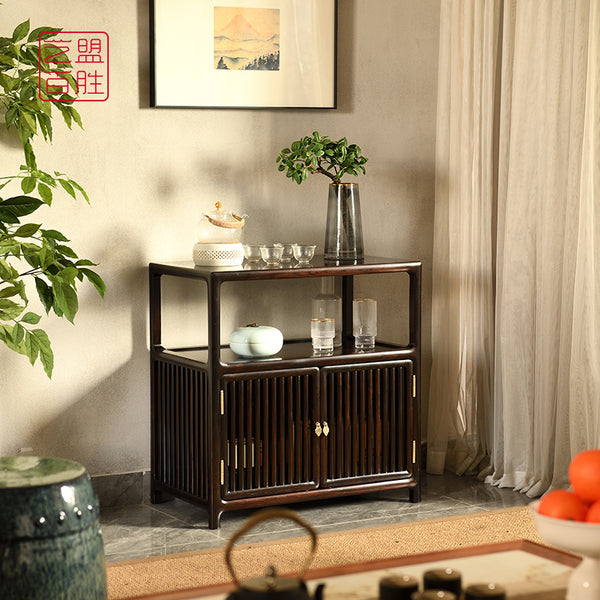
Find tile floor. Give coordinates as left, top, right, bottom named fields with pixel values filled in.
left=100, top=473, right=532, bottom=562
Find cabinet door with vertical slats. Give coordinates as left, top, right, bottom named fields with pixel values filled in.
left=321, top=360, right=415, bottom=487
left=221, top=368, right=320, bottom=499
left=152, top=358, right=209, bottom=501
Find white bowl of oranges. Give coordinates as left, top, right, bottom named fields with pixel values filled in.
left=530, top=449, right=600, bottom=600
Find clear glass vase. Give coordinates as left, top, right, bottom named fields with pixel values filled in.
left=324, top=183, right=364, bottom=263
left=312, top=277, right=342, bottom=347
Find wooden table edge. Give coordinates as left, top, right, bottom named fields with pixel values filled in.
left=125, top=539, right=581, bottom=600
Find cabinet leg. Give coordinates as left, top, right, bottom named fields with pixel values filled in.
left=151, top=483, right=173, bottom=504
left=409, top=485, right=421, bottom=503
left=207, top=506, right=222, bottom=530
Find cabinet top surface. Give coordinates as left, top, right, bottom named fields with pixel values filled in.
left=150, top=256, right=421, bottom=280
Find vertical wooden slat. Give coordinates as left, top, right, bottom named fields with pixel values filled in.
left=367, top=369, right=374, bottom=473
left=286, top=377, right=294, bottom=484
left=382, top=369, right=389, bottom=472
left=278, top=378, right=285, bottom=485
left=294, top=376, right=301, bottom=484
left=390, top=367, right=397, bottom=473
left=246, top=381, right=253, bottom=489
left=343, top=371, right=351, bottom=477
left=254, top=380, right=262, bottom=489
left=398, top=366, right=405, bottom=469
left=374, top=368, right=382, bottom=474
left=303, top=375, right=310, bottom=483
left=335, top=371, right=343, bottom=479
left=269, top=378, right=277, bottom=486
left=192, top=371, right=198, bottom=496
left=262, top=379, right=270, bottom=488
left=359, top=369, right=367, bottom=476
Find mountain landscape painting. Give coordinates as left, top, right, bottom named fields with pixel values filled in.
left=214, top=7, right=280, bottom=71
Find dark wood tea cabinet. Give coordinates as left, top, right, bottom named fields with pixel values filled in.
left=149, top=257, right=421, bottom=528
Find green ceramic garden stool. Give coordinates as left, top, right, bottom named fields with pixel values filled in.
left=0, top=456, right=107, bottom=599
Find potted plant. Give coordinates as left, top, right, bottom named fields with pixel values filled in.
left=0, top=18, right=105, bottom=377
left=276, top=131, right=368, bottom=262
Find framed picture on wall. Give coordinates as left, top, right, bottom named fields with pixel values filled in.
left=150, top=0, right=337, bottom=109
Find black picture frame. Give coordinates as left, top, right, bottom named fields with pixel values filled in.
left=150, top=0, right=337, bottom=109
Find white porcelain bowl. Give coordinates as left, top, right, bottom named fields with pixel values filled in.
left=530, top=500, right=600, bottom=600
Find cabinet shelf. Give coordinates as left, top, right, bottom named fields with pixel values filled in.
left=162, top=340, right=417, bottom=369
left=149, top=257, right=422, bottom=528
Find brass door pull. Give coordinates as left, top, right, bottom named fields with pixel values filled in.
left=323, top=421, right=330, bottom=436
left=315, top=422, right=322, bottom=437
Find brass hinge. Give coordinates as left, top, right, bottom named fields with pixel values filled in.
left=412, top=375, right=417, bottom=398
left=220, top=390, right=224, bottom=415
left=220, top=460, right=224, bottom=485
left=412, top=440, right=416, bottom=464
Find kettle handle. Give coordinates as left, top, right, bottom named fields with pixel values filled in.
left=224, top=507, right=318, bottom=586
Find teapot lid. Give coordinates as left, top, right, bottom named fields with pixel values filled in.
left=241, top=567, right=300, bottom=593
left=203, top=201, right=246, bottom=229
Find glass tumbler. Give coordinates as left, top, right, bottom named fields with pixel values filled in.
left=311, top=318, right=335, bottom=354
left=353, top=298, right=377, bottom=350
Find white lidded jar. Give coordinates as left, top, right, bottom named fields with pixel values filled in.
left=311, top=277, right=342, bottom=347
left=229, top=324, right=283, bottom=358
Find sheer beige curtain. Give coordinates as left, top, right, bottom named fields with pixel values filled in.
left=428, top=0, right=600, bottom=492
left=427, top=1, right=499, bottom=476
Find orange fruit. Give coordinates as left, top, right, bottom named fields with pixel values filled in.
left=568, top=449, right=600, bottom=503
left=586, top=500, right=600, bottom=523
left=537, top=489, right=588, bottom=521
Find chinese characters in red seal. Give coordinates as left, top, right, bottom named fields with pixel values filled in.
left=39, top=31, right=109, bottom=102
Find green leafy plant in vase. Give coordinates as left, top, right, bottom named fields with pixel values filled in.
left=276, top=131, right=368, bottom=262
left=0, top=18, right=106, bottom=377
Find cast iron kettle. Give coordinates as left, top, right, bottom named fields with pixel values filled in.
left=225, top=508, right=325, bottom=600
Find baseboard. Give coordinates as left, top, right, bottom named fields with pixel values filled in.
left=92, top=470, right=150, bottom=508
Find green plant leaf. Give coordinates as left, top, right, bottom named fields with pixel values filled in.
left=57, top=266, right=78, bottom=283
left=34, top=277, right=53, bottom=313
left=79, top=267, right=106, bottom=298
left=41, top=229, right=69, bottom=242
left=27, top=26, right=62, bottom=43
left=24, top=140, right=37, bottom=170
left=37, top=182, right=52, bottom=204
left=5, top=105, right=18, bottom=127
left=0, top=195, right=43, bottom=219
left=19, top=110, right=37, bottom=135
left=51, top=280, right=78, bottom=323
left=12, top=19, right=30, bottom=43
left=0, top=298, right=25, bottom=320
left=24, top=328, right=39, bottom=364
left=21, top=311, right=41, bottom=324
left=32, top=328, right=53, bottom=377
left=67, top=180, right=89, bottom=203
left=0, top=323, right=27, bottom=355
left=55, top=102, right=72, bottom=128
left=58, top=178, right=75, bottom=199
left=56, top=244, right=78, bottom=259
left=68, top=105, right=83, bottom=129
left=0, top=284, right=21, bottom=299
left=14, top=222, right=41, bottom=237
left=12, top=322, right=25, bottom=345
left=21, top=176, right=36, bottom=194
left=21, top=243, right=41, bottom=269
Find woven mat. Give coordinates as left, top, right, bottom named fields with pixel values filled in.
left=106, top=506, right=541, bottom=599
